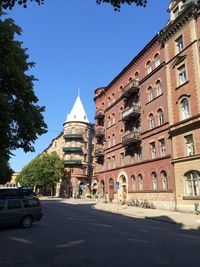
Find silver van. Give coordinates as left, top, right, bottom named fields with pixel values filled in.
left=0, top=194, right=43, bottom=228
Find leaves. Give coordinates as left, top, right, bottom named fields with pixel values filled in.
left=0, top=13, right=47, bottom=183
left=17, top=152, right=65, bottom=189
left=0, top=0, right=148, bottom=11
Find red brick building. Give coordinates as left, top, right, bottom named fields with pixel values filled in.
left=94, top=0, right=200, bottom=211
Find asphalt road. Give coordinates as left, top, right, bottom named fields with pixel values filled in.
left=0, top=199, right=200, bottom=267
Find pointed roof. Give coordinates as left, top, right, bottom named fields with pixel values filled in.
left=65, top=95, right=89, bottom=123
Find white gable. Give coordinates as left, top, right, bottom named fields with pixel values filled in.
left=65, top=95, right=89, bottom=123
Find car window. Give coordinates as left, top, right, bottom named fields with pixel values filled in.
left=0, top=200, right=6, bottom=211
left=23, top=199, right=39, bottom=208
left=7, top=199, right=22, bottom=209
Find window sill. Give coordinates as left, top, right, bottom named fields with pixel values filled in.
left=175, top=80, right=189, bottom=90
left=183, top=196, right=200, bottom=200
left=145, top=93, right=163, bottom=105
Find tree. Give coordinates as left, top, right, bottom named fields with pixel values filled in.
left=0, top=0, right=147, bottom=11
left=0, top=13, right=47, bottom=184
left=17, top=152, right=65, bottom=196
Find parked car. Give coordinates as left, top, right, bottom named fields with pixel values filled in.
left=0, top=189, right=43, bottom=228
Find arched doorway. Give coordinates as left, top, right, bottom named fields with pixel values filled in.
left=118, top=175, right=127, bottom=204
left=100, top=180, right=105, bottom=198
left=109, top=178, right=114, bottom=202
left=79, top=181, right=86, bottom=196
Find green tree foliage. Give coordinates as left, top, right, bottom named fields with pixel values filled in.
left=0, top=13, right=47, bottom=184
left=0, top=0, right=147, bottom=11
left=17, top=152, right=65, bottom=194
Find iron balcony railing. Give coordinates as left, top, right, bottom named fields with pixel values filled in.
left=94, top=147, right=105, bottom=158
left=121, top=79, right=139, bottom=98
left=64, top=160, right=82, bottom=165
left=122, top=104, right=141, bottom=121
left=62, top=147, right=82, bottom=152
left=122, top=131, right=141, bottom=146
left=63, top=134, right=83, bottom=139
left=95, top=126, right=105, bottom=138
left=95, top=108, right=105, bottom=120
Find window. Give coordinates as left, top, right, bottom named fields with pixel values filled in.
left=7, top=199, right=21, bottom=209
left=155, top=53, right=160, bottom=67
left=178, top=64, right=187, bottom=85
left=150, top=142, right=156, bottom=159
left=176, top=35, right=184, bottom=52
left=158, top=109, right=164, bottom=126
left=147, top=61, right=153, bottom=74
left=149, top=114, right=155, bottom=129
left=112, top=93, right=115, bottom=103
left=71, top=127, right=76, bottom=134
left=180, top=97, right=190, bottom=119
left=112, top=113, right=115, bottom=125
left=159, top=139, right=166, bottom=157
left=148, top=86, right=153, bottom=102
left=23, top=199, right=39, bottom=208
left=131, top=175, right=136, bottom=191
left=108, top=116, right=111, bottom=127
left=152, top=172, right=158, bottom=191
left=107, top=136, right=111, bottom=148
left=173, top=6, right=179, bottom=19
left=138, top=174, right=143, bottom=191
left=108, top=97, right=111, bottom=107
left=135, top=71, right=139, bottom=81
left=120, top=152, right=125, bottom=166
left=156, top=80, right=162, bottom=96
left=161, top=171, right=168, bottom=190
left=107, top=157, right=111, bottom=170
left=112, top=134, right=115, bottom=146
left=185, top=171, right=200, bottom=197
left=185, top=134, right=195, bottom=156
left=112, top=156, right=115, bottom=169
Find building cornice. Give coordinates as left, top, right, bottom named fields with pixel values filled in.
left=159, top=3, right=199, bottom=45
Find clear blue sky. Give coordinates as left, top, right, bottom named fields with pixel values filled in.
left=8, top=0, right=170, bottom=172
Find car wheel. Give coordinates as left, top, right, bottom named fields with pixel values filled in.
left=21, top=216, right=33, bottom=228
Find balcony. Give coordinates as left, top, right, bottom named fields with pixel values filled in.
left=63, top=134, right=83, bottom=139
left=122, top=131, right=141, bottom=146
left=121, top=80, right=139, bottom=98
left=95, top=147, right=105, bottom=158
left=64, top=160, right=82, bottom=165
left=95, top=108, right=105, bottom=120
left=122, top=104, right=140, bottom=121
left=95, top=126, right=105, bottom=138
left=63, top=147, right=82, bottom=152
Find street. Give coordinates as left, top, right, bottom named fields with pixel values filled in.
left=0, top=199, right=200, bottom=267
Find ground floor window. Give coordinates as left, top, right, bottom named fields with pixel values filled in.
left=185, top=171, right=200, bottom=197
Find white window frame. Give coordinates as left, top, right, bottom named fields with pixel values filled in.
left=185, top=171, right=200, bottom=197
left=159, top=139, right=166, bottom=157
left=185, top=134, right=195, bottom=156
left=180, top=97, right=190, bottom=120
left=178, top=64, right=187, bottom=85
left=150, top=142, right=156, bottom=159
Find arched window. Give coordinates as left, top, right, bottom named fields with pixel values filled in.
left=138, top=174, right=143, bottom=191
left=161, top=171, right=168, bottom=190
left=131, top=175, right=136, bottom=191
left=108, top=115, right=111, bottom=127
left=107, top=136, right=111, bottom=148
left=108, top=96, right=111, bottom=107
left=112, top=133, right=115, bottom=146
left=152, top=172, right=158, bottom=190
left=149, top=113, right=155, bottom=129
left=180, top=97, right=190, bottom=120
left=158, top=109, right=164, bottom=126
left=185, top=171, right=200, bottom=197
left=135, top=71, right=139, bottom=81
left=112, top=93, right=115, bottom=103
left=148, top=86, right=153, bottom=102
left=147, top=60, right=153, bottom=74
left=112, top=113, right=115, bottom=125
left=156, top=80, right=162, bottom=96
left=154, top=53, right=161, bottom=67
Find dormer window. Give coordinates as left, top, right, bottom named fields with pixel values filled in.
left=176, top=35, right=184, bottom=53
left=173, top=6, right=179, bottom=19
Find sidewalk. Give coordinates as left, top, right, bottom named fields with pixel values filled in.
left=41, top=197, right=200, bottom=230
left=93, top=201, right=200, bottom=230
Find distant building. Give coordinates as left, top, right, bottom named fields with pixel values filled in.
left=0, top=172, right=20, bottom=188
left=43, top=95, right=95, bottom=198
left=94, top=0, right=200, bottom=211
